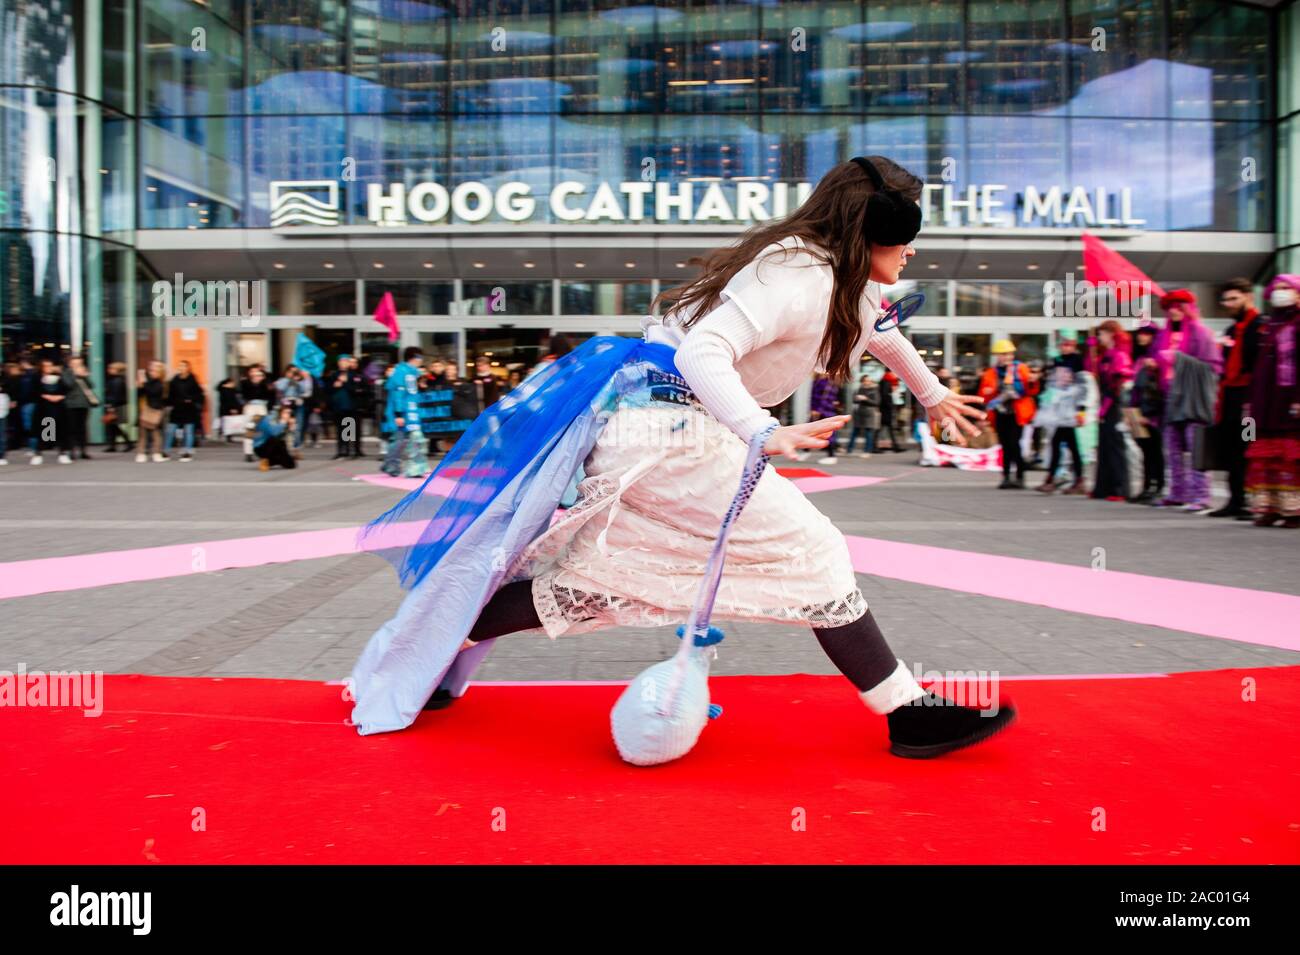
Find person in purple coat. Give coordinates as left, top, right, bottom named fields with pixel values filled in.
left=1152, top=289, right=1222, bottom=511
left=1245, top=274, right=1300, bottom=527
left=810, top=372, right=842, bottom=465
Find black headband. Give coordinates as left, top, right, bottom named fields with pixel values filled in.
left=850, top=156, right=922, bottom=247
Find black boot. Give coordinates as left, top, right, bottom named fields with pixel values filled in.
left=887, top=691, right=1017, bottom=759
left=422, top=688, right=455, bottom=710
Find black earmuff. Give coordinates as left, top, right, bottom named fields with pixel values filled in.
left=851, top=156, right=922, bottom=247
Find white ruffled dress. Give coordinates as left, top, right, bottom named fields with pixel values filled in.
left=522, top=236, right=949, bottom=637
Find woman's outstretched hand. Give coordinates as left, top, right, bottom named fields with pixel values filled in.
left=763, top=415, right=850, bottom=460
left=925, top=391, right=986, bottom=447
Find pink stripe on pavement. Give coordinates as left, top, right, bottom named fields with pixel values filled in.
left=791, top=475, right=889, bottom=494
left=844, top=535, right=1300, bottom=654
left=353, top=473, right=459, bottom=495
left=0, top=520, right=445, bottom=601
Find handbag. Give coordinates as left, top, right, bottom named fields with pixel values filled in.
left=1122, top=406, right=1149, bottom=440
left=1192, top=421, right=1221, bottom=472
left=139, top=403, right=164, bottom=429
left=102, top=406, right=118, bottom=425
left=78, top=378, right=100, bottom=407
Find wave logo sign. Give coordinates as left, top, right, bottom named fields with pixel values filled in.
left=270, top=180, right=340, bottom=227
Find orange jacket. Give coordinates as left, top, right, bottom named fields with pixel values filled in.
left=978, top=361, right=1040, bottom=427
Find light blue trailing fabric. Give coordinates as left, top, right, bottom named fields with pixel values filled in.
left=350, top=336, right=680, bottom=735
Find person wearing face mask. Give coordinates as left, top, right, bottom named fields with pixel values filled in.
left=1210, top=278, right=1265, bottom=519
left=1152, top=289, right=1222, bottom=512
left=1243, top=274, right=1300, bottom=528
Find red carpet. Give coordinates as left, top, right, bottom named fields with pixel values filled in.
left=2, top=669, right=1297, bottom=864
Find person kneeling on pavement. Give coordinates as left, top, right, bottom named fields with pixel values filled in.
left=253, top=404, right=296, bottom=471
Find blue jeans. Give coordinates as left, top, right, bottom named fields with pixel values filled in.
left=165, top=422, right=196, bottom=452
left=293, top=404, right=308, bottom=448
left=21, top=403, right=36, bottom=451
left=846, top=425, right=876, bottom=454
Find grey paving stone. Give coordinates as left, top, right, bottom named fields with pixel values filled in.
left=1, top=442, right=1296, bottom=685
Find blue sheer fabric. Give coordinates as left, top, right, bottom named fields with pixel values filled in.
left=359, top=336, right=678, bottom=589
left=350, top=336, right=679, bottom=734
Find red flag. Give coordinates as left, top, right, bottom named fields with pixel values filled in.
left=373, top=291, right=400, bottom=342
left=1081, top=231, right=1165, bottom=302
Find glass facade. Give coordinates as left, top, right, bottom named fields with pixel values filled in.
left=125, top=0, right=1274, bottom=233
left=1, top=0, right=137, bottom=407
left=0, top=0, right=1294, bottom=407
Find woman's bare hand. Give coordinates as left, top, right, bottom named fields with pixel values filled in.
left=925, top=391, right=985, bottom=447
left=763, top=415, right=850, bottom=459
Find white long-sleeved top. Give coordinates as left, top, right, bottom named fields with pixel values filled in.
left=643, top=236, right=950, bottom=443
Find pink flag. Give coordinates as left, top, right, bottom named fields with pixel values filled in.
left=373, top=291, right=400, bottom=342
left=1081, top=231, right=1165, bottom=302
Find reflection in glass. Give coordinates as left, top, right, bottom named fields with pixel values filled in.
left=657, top=1, right=759, bottom=114
left=269, top=281, right=357, bottom=315
left=246, top=115, right=347, bottom=227
left=1068, top=1, right=1167, bottom=118
left=466, top=327, right=548, bottom=375
left=142, top=0, right=244, bottom=117
left=967, top=1, right=1066, bottom=113
left=555, top=1, right=661, bottom=113
left=460, top=281, right=552, bottom=316
left=365, top=282, right=453, bottom=315
left=864, top=1, right=964, bottom=112
left=907, top=332, right=946, bottom=375
left=450, top=0, right=556, bottom=114
left=248, top=0, right=348, bottom=114
left=954, top=333, right=992, bottom=390
left=761, top=2, right=864, bottom=113
left=350, top=0, right=448, bottom=115
left=561, top=281, right=652, bottom=314
left=1169, top=0, right=1270, bottom=122
left=957, top=283, right=1045, bottom=317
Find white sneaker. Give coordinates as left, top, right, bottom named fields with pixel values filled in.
left=179, top=453, right=192, bottom=462
left=57, top=453, right=72, bottom=464
left=817, top=456, right=838, bottom=465
left=135, top=453, right=147, bottom=463
left=0, top=458, right=8, bottom=465
left=152, top=453, right=167, bottom=463
left=860, top=452, right=873, bottom=458
left=31, top=455, right=43, bottom=465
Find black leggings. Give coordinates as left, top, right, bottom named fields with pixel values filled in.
left=468, top=580, right=900, bottom=692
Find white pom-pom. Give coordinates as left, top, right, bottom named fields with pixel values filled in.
left=610, top=628, right=721, bottom=767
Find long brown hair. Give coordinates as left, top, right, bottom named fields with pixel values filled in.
left=652, top=156, right=923, bottom=381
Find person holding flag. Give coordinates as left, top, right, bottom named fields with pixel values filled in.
left=381, top=346, right=428, bottom=478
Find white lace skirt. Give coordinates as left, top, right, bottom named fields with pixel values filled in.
left=521, top=396, right=867, bottom=637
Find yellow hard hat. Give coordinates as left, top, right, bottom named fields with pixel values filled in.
left=991, top=339, right=1016, bottom=355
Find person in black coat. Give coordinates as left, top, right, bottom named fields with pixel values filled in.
left=33, top=357, right=72, bottom=465
left=327, top=355, right=368, bottom=459
left=164, top=361, right=206, bottom=461
left=102, top=361, right=131, bottom=452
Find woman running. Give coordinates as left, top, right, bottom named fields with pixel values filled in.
left=351, top=156, right=1016, bottom=759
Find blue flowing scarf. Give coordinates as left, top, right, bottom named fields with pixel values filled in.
left=359, top=336, right=679, bottom=589
left=351, top=336, right=679, bottom=734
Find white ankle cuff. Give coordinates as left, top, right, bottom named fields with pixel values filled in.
left=860, top=660, right=926, bottom=715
